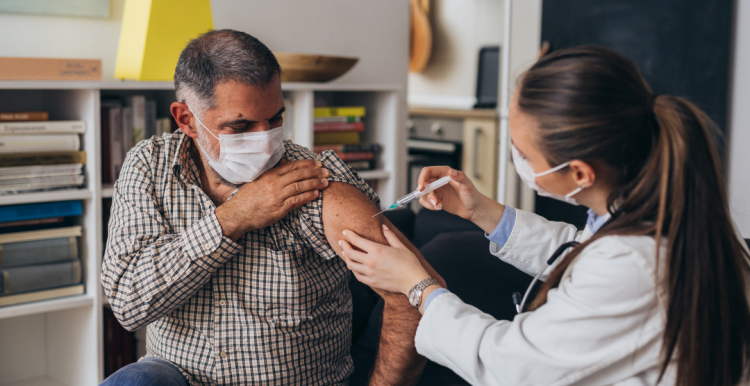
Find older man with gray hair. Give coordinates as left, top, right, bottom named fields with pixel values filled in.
left=100, top=29, right=443, bottom=386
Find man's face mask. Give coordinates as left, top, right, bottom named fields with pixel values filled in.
left=188, top=104, right=285, bottom=185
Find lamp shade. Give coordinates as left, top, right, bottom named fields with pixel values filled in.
left=114, top=0, right=214, bottom=81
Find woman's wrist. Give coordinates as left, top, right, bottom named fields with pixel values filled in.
left=403, top=271, right=432, bottom=296
left=470, top=196, right=506, bottom=234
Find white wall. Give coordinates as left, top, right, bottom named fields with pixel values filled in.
left=0, top=0, right=408, bottom=88
left=407, top=0, right=505, bottom=109
left=729, top=0, right=750, bottom=238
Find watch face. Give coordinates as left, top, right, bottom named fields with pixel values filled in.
left=409, top=289, right=419, bottom=307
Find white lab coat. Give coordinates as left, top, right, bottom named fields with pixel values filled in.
left=415, top=208, right=675, bottom=385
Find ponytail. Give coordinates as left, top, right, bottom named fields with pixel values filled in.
left=520, top=46, right=750, bottom=386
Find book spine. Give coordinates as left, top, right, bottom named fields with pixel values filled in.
left=313, top=131, right=360, bottom=145
left=0, top=200, right=83, bottom=222
left=0, top=260, right=81, bottom=295
left=335, top=151, right=374, bottom=161
left=1, top=237, right=77, bottom=268
left=313, top=116, right=360, bottom=123
left=101, top=107, right=112, bottom=184
left=346, top=160, right=375, bottom=171
left=109, top=107, right=123, bottom=180
left=130, top=96, right=146, bottom=145
left=0, top=151, right=86, bottom=168
left=0, top=112, right=49, bottom=122
left=314, top=143, right=382, bottom=153
left=145, top=100, right=157, bottom=139
left=122, top=107, right=134, bottom=153
left=0, top=121, right=85, bottom=135
left=0, top=134, right=80, bottom=154
left=313, top=106, right=366, bottom=118
left=313, top=122, right=365, bottom=133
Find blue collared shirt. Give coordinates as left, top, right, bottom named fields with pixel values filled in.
left=423, top=207, right=607, bottom=311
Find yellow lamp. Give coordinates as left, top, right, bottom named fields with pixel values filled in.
left=115, top=0, right=214, bottom=81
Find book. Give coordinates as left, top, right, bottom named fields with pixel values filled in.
left=0, top=121, right=85, bottom=135
left=0, top=134, right=80, bottom=154
left=0, top=217, right=64, bottom=231
left=145, top=100, right=157, bottom=139
left=314, top=106, right=366, bottom=118
left=333, top=151, right=374, bottom=161
left=129, top=96, right=146, bottom=145
left=0, top=164, right=82, bottom=179
left=346, top=160, right=375, bottom=171
left=0, top=284, right=84, bottom=307
left=0, top=174, right=85, bottom=186
left=314, top=143, right=383, bottom=153
left=122, top=106, right=134, bottom=155
left=313, top=116, right=361, bottom=123
left=156, top=118, right=172, bottom=136
left=101, top=102, right=124, bottom=183
left=314, top=131, right=360, bottom=145
left=0, top=176, right=85, bottom=195
left=104, top=306, right=137, bottom=377
left=0, top=151, right=86, bottom=168
left=0, top=200, right=83, bottom=223
left=0, top=57, right=102, bottom=81
left=0, top=112, right=48, bottom=122
left=313, top=122, right=365, bottom=133
left=0, top=225, right=82, bottom=244
left=0, top=237, right=78, bottom=268
left=0, top=260, right=81, bottom=295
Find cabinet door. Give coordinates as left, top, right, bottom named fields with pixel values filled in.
left=462, top=118, right=498, bottom=199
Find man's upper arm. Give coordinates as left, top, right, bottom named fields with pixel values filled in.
left=321, top=182, right=445, bottom=287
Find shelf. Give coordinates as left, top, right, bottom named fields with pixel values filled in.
left=101, top=184, right=114, bottom=199
left=357, top=170, right=390, bottom=180
left=0, top=79, right=401, bottom=92
left=0, top=294, right=94, bottom=320
left=1, top=376, right=68, bottom=386
left=0, top=189, right=92, bottom=206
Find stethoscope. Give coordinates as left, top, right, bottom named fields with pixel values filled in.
left=512, top=241, right=581, bottom=314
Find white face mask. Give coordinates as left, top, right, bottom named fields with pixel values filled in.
left=511, top=143, right=583, bottom=206
left=188, top=104, right=285, bottom=185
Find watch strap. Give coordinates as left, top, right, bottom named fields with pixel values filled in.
left=409, top=278, right=440, bottom=308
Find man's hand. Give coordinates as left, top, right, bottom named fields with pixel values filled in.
left=215, top=159, right=330, bottom=241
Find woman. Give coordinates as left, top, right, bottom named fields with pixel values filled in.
left=339, top=46, right=750, bottom=385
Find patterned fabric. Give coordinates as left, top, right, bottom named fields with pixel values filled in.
left=101, top=130, right=380, bottom=385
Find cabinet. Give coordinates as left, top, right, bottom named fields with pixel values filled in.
left=0, top=80, right=404, bottom=386
left=462, top=118, right=498, bottom=199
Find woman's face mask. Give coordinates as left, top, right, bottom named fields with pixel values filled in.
left=188, top=104, right=285, bottom=185
left=511, top=143, right=583, bottom=206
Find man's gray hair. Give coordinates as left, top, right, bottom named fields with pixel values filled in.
left=174, top=29, right=281, bottom=114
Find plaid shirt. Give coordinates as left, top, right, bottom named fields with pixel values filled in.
left=102, top=130, right=379, bottom=385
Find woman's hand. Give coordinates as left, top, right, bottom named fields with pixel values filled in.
left=339, top=224, right=432, bottom=295
left=417, top=166, right=505, bottom=234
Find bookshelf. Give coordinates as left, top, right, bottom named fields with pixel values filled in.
left=0, top=79, right=405, bottom=386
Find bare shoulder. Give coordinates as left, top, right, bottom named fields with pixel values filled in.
left=321, top=182, right=384, bottom=248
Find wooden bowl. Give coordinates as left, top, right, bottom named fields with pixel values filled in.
left=274, top=53, right=359, bottom=82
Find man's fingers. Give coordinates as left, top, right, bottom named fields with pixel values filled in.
left=276, top=158, right=321, bottom=174
left=282, top=177, right=329, bottom=197
left=278, top=164, right=330, bottom=187
left=381, top=224, right=406, bottom=249
left=342, top=229, right=380, bottom=253
left=284, top=190, right=320, bottom=210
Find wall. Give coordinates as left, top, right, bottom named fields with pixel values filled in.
left=407, top=0, right=505, bottom=109
left=729, top=0, right=750, bottom=238
left=0, top=0, right=409, bottom=87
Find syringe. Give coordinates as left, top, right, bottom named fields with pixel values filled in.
left=372, top=176, right=453, bottom=217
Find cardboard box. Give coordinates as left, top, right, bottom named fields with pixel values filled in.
left=0, top=57, right=102, bottom=81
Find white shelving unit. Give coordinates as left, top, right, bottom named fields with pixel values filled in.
left=0, top=79, right=405, bottom=386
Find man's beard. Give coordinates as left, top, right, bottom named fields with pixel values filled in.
left=193, top=128, right=243, bottom=189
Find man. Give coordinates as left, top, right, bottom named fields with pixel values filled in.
left=101, top=29, right=443, bottom=386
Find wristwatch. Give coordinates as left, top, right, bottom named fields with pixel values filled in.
left=408, top=278, right=440, bottom=309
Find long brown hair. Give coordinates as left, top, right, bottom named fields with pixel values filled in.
left=520, top=46, right=750, bottom=386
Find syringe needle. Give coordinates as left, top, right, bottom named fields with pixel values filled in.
left=371, top=209, right=387, bottom=218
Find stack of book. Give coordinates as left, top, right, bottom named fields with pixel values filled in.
left=0, top=112, right=86, bottom=194
left=101, top=96, right=176, bottom=184
left=313, top=106, right=381, bottom=172
left=0, top=200, right=85, bottom=307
